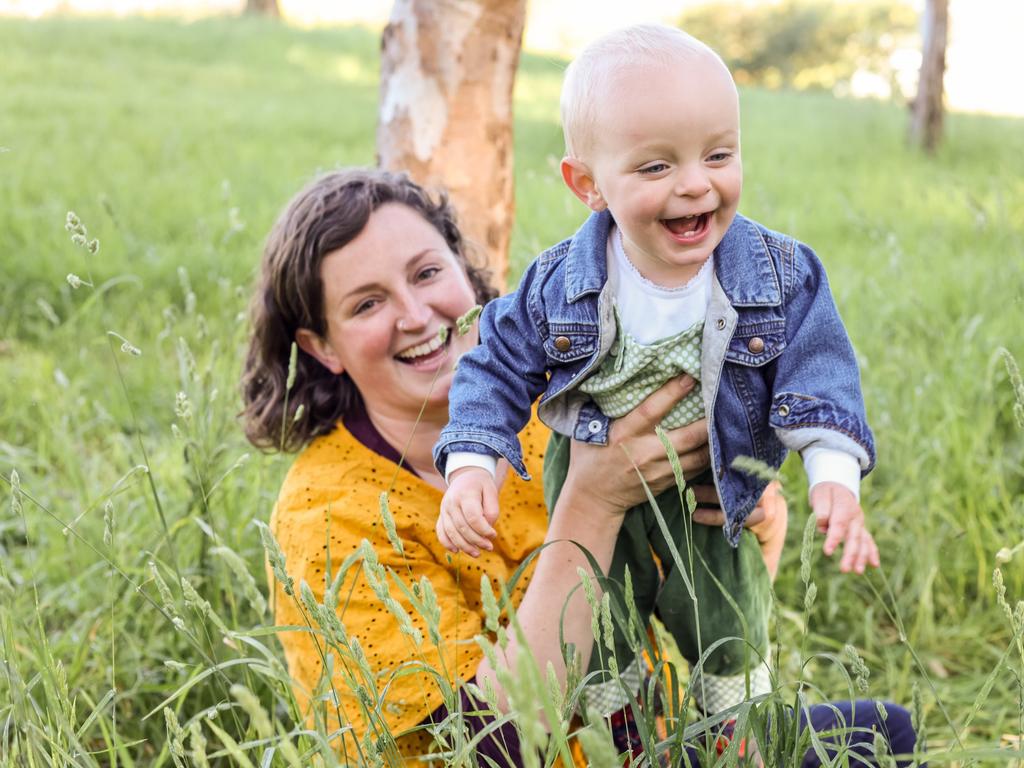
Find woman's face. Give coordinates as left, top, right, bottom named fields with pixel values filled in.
left=300, top=202, right=479, bottom=421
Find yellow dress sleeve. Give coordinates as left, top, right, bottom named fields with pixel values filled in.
left=269, top=415, right=552, bottom=760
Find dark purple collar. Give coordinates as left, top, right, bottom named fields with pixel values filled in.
left=342, top=397, right=420, bottom=478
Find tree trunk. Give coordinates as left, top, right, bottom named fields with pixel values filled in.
left=910, top=0, right=948, bottom=153
left=245, top=0, right=279, bottom=16
left=378, top=0, right=527, bottom=288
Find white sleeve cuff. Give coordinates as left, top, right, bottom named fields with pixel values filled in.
left=802, top=447, right=861, bottom=501
left=444, top=452, right=498, bottom=485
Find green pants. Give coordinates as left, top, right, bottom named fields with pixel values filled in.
left=543, top=432, right=771, bottom=715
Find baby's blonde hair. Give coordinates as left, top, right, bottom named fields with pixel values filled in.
left=560, top=24, right=726, bottom=159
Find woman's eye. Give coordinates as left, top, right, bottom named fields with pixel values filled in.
left=417, top=266, right=441, bottom=281
left=353, top=298, right=379, bottom=315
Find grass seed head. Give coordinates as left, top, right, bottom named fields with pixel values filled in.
left=256, top=520, right=293, bottom=596
left=845, top=643, right=871, bottom=692
left=455, top=305, right=482, bottom=335
left=10, top=470, right=22, bottom=518
left=103, top=499, right=114, bottom=547
left=378, top=492, right=404, bottom=556
left=481, top=573, right=500, bottom=632
left=188, top=721, right=211, bottom=768
left=286, top=341, right=298, bottom=391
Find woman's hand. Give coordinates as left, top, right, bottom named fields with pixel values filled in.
left=561, top=375, right=711, bottom=519
left=691, top=480, right=789, bottom=580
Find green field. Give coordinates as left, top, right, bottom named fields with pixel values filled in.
left=1, top=15, right=1024, bottom=766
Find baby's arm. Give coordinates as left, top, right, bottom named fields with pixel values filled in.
left=767, top=240, right=878, bottom=570
left=433, top=259, right=551, bottom=481
left=437, top=466, right=500, bottom=557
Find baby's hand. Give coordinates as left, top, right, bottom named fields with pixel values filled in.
left=437, top=467, right=500, bottom=557
left=810, top=481, right=880, bottom=574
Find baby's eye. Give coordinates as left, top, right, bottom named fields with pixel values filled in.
left=638, top=163, right=669, bottom=175
left=707, top=152, right=733, bottom=163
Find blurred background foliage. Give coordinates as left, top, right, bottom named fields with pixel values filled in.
left=679, top=0, right=918, bottom=92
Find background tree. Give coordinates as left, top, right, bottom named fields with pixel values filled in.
left=677, top=0, right=917, bottom=92
left=910, top=0, right=949, bottom=153
left=244, top=0, right=279, bottom=17
left=377, top=0, right=528, bottom=288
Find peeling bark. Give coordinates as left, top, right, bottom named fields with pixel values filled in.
left=244, top=0, right=279, bottom=16
left=910, top=0, right=948, bottom=154
left=378, top=0, right=527, bottom=288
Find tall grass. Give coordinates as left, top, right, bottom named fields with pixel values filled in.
left=1, top=14, right=1023, bottom=766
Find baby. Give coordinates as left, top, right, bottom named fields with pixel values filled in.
left=434, top=24, right=878, bottom=717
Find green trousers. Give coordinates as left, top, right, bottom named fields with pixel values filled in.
left=543, top=432, right=771, bottom=714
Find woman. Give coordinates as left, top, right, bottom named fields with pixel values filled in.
left=242, top=169, right=917, bottom=766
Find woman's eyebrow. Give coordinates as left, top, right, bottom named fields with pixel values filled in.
left=335, top=249, right=441, bottom=305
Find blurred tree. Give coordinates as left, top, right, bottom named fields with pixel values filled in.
left=244, top=0, right=279, bottom=16
left=909, top=0, right=948, bottom=153
left=377, top=0, right=527, bottom=288
left=679, top=0, right=917, bottom=93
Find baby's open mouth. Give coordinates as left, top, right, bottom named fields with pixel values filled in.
left=662, top=212, right=711, bottom=239
left=395, top=329, right=451, bottom=364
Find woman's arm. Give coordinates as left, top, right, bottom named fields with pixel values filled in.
left=475, top=374, right=712, bottom=709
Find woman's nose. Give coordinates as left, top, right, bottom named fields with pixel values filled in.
left=395, top=294, right=432, bottom=333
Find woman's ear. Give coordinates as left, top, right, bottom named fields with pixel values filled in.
left=295, top=328, right=344, bottom=375
left=561, top=157, right=606, bottom=212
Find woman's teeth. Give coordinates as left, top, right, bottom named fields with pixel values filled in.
left=396, top=332, right=447, bottom=360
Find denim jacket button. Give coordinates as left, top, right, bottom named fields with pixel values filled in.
left=777, top=404, right=791, bottom=417
left=715, top=318, right=726, bottom=330
left=748, top=337, right=765, bottom=354
left=554, top=336, right=572, bottom=352
left=587, top=419, right=602, bottom=434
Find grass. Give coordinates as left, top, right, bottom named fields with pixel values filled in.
left=1, top=13, right=1024, bottom=766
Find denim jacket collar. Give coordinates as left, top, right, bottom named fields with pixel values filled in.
left=564, top=210, right=782, bottom=308
left=564, top=211, right=612, bottom=303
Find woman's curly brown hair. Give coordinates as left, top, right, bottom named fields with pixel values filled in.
left=241, top=168, right=499, bottom=452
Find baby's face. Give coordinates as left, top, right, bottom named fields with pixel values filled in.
left=582, top=53, right=742, bottom=287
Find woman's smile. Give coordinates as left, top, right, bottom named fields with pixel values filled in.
left=394, top=328, right=452, bottom=368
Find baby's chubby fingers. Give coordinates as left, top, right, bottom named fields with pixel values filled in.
left=837, top=516, right=864, bottom=573
left=810, top=482, right=861, bottom=558
left=436, top=513, right=457, bottom=554
left=441, top=510, right=480, bottom=556
left=451, top=498, right=495, bottom=554
left=845, top=525, right=880, bottom=574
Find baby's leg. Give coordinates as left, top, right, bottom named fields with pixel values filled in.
left=543, top=433, right=661, bottom=716
left=650, top=501, right=772, bottom=717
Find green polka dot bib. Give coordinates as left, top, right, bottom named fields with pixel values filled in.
left=578, top=310, right=705, bottom=429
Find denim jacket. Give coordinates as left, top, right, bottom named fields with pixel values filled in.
left=435, top=210, right=875, bottom=543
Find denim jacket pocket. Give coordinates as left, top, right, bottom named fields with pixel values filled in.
left=543, top=323, right=599, bottom=364
left=724, top=320, right=787, bottom=367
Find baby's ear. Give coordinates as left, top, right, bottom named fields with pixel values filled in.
left=560, top=157, right=606, bottom=212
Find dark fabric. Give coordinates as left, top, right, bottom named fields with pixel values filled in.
left=342, top=395, right=420, bottom=478
left=422, top=695, right=920, bottom=767
left=543, top=432, right=771, bottom=684
left=798, top=700, right=921, bottom=768
left=425, top=686, right=525, bottom=767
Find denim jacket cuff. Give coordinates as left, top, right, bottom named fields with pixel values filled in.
left=433, top=431, right=530, bottom=481
left=769, top=392, right=875, bottom=474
